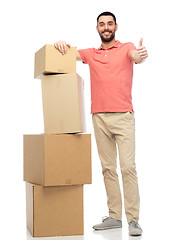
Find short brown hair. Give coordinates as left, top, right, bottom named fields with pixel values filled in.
left=97, top=11, right=117, bottom=25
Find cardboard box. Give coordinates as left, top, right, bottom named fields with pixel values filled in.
left=41, top=73, right=86, bottom=134
left=26, top=183, right=83, bottom=237
left=34, top=44, right=76, bottom=78
left=24, top=133, right=92, bottom=186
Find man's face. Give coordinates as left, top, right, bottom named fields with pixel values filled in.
left=96, top=15, right=118, bottom=43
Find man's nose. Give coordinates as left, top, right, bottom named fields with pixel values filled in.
left=104, top=23, right=108, bottom=29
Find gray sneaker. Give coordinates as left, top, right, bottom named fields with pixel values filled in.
left=129, top=221, right=142, bottom=236
left=93, top=216, right=122, bottom=230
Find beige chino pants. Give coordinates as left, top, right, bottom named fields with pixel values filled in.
left=92, top=112, right=140, bottom=223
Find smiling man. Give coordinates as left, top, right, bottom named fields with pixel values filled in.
left=98, top=18, right=116, bottom=42
left=54, top=11, right=148, bottom=236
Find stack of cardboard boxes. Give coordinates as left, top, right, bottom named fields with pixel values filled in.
left=24, top=45, right=92, bottom=237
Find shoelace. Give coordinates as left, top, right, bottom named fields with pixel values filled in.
left=129, top=221, right=142, bottom=231
left=102, top=216, right=109, bottom=222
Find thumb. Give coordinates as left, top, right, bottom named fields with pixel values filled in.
left=139, top=38, right=143, bottom=47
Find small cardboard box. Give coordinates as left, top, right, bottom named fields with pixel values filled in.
left=26, top=183, right=83, bottom=237
left=24, top=133, right=92, bottom=186
left=41, top=73, right=86, bottom=134
left=34, top=44, right=76, bottom=78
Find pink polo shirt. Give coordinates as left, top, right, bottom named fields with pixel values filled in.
left=78, top=40, right=137, bottom=114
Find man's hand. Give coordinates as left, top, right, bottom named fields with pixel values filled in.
left=137, top=38, right=148, bottom=61
left=129, top=38, right=148, bottom=64
left=54, top=41, right=71, bottom=55
left=54, top=40, right=82, bottom=61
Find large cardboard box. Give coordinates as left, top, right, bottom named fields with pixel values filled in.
left=41, top=73, right=86, bottom=134
left=24, top=133, right=92, bottom=186
left=26, top=183, right=83, bottom=237
left=34, top=44, right=76, bottom=78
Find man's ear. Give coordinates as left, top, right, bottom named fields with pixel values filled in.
left=96, top=25, right=99, bottom=32
left=115, top=24, right=118, bottom=31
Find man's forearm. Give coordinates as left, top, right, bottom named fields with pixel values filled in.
left=77, top=51, right=82, bottom=61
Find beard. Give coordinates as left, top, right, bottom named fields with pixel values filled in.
left=99, top=30, right=115, bottom=43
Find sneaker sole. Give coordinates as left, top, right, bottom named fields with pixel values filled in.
left=129, top=234, right=142, bottom=236
left=129, top=231, right=142, bottom=236
left=93, top=225, right=122, bottom=231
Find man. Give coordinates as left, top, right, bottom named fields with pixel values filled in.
left=54, top=11, right=148, bottom=236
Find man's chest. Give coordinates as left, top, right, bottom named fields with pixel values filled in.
left=89, top=48, right=131, bottom=72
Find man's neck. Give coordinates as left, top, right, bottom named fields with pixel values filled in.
left=101, top=39, right=116, bottom=49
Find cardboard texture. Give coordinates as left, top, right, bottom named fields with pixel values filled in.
left=41, top=73, right=86, bottom=134
left=26, top=183, right=84, bottom=237
left=24, top=133, right=92, bottom=186
left=34, top=44, right=76, bottom=78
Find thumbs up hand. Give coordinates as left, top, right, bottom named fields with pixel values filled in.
left=139, top=38, right=143, bottom=47
left=137, top=38, right=148, bottom=60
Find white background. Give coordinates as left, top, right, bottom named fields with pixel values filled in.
left=0, top=0, right=184, bottom=239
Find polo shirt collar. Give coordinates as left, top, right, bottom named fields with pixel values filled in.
left=99, top=40, right=120, bottom=50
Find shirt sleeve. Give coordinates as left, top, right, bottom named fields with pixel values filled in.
left=78, top=49, right=91, bottom=64
left=127, top=42, right=137, bottom=53
left=126, top=42, right=137, bottom=63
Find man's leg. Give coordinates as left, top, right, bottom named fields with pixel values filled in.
left=92, top=113, right=122, bottom=221
left=112, top=112, right=140, bottom=223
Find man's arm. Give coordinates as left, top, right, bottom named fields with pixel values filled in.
left=129, top=38, right=148, bottom=64
left=76, top=51, right=82, bottom=61
left=54, top=41, right=82, bottom=61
